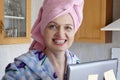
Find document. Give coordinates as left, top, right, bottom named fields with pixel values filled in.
left=88, top=74, right=98, bottom=80
left=104, top=69, right=116, bottom=80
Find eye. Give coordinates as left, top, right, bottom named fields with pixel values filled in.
left=49, top=25, right=57, bottom=29
left=65, top=26, right=73, bottom=31
left=47, top=23, right=57, bottom=30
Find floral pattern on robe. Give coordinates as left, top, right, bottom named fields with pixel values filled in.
left=2, top=50, right=80, bottom=80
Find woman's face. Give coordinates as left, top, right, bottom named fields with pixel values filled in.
left=43, top=14, right=75, bottom=52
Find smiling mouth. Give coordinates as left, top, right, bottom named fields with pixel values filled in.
left=53, top=39, right=67, bottom=45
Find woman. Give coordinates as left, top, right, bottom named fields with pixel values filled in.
left=2, top=0, right=84, bottom=80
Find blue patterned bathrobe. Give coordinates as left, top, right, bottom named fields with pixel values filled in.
left=2, top=50, right=80, bottom=80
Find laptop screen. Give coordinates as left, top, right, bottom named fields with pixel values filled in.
left=67, top=58, right=118, bottom=80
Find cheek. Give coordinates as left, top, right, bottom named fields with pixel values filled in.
left=68, top=31, right=75, bottom=38
left=70, top=36, right=74, bottom=42
left=67, top=33, right=75, bottom=48
left=43, top=30, right=49, bottom=41
left=44, top=30, right=54, bottom=40
left=44, top=29, right=50, bottom=36
left=68, top=32, right=75, bottom=42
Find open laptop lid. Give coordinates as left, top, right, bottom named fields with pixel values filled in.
left=67, top=58, right=118, bottom=80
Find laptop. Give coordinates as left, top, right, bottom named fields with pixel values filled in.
left=67, top=58, right=118, bottom=80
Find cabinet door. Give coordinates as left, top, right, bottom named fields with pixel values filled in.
left=75, top=0, right=112, bottom=43
left=0, top=0, right=31, bottom=44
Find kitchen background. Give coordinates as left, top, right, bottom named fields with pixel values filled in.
left=0, top=0, right=120, bottom=79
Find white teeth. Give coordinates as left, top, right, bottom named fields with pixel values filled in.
left=54, top=40, right=65, bottom=44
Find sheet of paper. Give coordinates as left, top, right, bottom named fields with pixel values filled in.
left=88, top=74, right=98, bottom=80
left=104, top=69, right=116, bottom=80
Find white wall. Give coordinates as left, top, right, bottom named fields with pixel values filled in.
left=0, top=0, right=43, bottom=79
left=31, top=0, right=44, bottom=26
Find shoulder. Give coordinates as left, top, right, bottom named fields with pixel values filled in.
left=2, top=50, right=45, bottom=80
left=12, top=50, right=46, bottom=69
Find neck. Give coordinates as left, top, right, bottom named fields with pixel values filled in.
left=44, top=48, right=67, bottom=80
left=44, top=48, right=66, bottom=65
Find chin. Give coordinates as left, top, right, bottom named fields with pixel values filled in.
left=54, top=46, right=69, bottom=52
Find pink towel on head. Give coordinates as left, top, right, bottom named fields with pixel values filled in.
left=29, top=0, right=84, bottom=50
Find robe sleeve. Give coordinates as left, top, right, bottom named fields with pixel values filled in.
left=2, top=63, right=20, bottom=80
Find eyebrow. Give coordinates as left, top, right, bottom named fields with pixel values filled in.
left=48, top=21, right=56, bottom=24
left=48, top=21, right=74, bottom=27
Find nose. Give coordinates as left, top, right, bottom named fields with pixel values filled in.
left=55, top=27, right=65, bottom=37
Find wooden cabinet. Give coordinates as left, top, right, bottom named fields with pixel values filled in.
left=75, top=0, right=112, bottom=43
left=0, top=0, right=31, bottom=44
